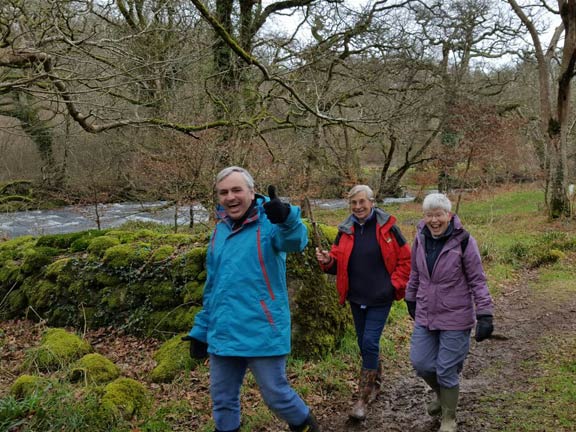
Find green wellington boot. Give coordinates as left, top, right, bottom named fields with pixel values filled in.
left=438, top=386, right=459, bottom=432
left=422, top=375, right=441, bottom=416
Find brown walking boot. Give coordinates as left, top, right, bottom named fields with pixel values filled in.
left=367, top=359, right=382, bottom=403
left=349, top=369, right=378, bottom=421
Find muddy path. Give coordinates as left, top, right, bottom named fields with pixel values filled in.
left=318, top=267, right=576, bottom=432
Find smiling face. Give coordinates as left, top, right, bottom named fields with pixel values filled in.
left=216, top=171, right=255, bottom=220
left=424, top=208, right=452, bottom=237
left=349, top=191, right=374, bottom=223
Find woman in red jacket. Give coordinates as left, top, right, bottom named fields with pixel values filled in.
left=315, top=185, right=411, bottom=421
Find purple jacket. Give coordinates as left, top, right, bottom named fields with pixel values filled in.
left=405, top=214, right=493, bottom=330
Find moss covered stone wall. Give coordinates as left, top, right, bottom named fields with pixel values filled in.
left=0, top=222, right=347, bottom=358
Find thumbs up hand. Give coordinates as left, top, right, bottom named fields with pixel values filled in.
left=263, top=185, right=291, bottom=224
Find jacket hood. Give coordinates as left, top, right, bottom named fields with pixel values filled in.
left=338, top=207, right=392, bottom=234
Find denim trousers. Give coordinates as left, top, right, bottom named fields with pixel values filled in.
left=409, top=324, right=471, bottom=388
left=349, top=302, right=392, bottom=370
left=209, top=354, right=309, bottom=431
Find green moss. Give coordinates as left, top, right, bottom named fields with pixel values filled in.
left=182, top=280, right=204, bottom=304
left=21, top=246, right=59, bottom=274
left=319, top=224, right=339, bottom=243
left=159, top=233, right=195, bottom=246
left=101, top=286, right=131, bottom=311
left=149, top=334, right=194, bottom=383
left=69, top=230, right=107, bottom=252
left=24, top=279, right=60, bottom=311
left=94, top=272, right=121, bottom=287
left=5, top=289, right=27, bottom=318
left=102, top=243, right=153, bottom=268
left=288, top=243, right=348, bottom=359
left=0, top=259, right=23, bottom=286
left=9, top=374, right=50, bottom=399
left=87, top=236, right=121, bottom=257
left=148, top=280, right=180, bottom=308
left=35, top=232, right=86, bottom=250
left=0, top=235, right=36, bottom=253
left=142, top=306, right=200, bottom=336
left=100, top=377, right=151, bottom=420
left=151, top=245, right=175, bottom=262
left=70, top=353, right=121, bottom=385
left=44, top=258, right=73, bottom=285
left=24, top=328, right=92, bottom=371
left=172, top=247, right=206, bottom=280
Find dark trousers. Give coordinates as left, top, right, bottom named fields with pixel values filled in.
left=350, top=302, right=392, bottom=369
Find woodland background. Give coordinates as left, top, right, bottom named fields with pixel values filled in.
left=2, top=0, right=576, bottom=218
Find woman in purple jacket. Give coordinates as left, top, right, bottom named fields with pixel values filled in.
left=404, top=193, right=494, bottom=432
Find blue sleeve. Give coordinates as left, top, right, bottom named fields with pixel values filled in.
left=271, top=205, right=308, bottom=253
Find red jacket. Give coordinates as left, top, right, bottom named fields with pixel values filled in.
left=320, top=208, right=411, bottom=305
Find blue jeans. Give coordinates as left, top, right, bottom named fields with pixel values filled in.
left=209, top=354, right=309, bottom=431
left=349, top=302, right=392, bottom=370
left=409, top=324, right=471, bottom=388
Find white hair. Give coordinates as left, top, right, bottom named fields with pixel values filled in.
left=348, top=185, right=374, bottom=201
left=422, top=193, right=451, bottom=212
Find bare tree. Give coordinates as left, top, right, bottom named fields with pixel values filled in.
left=507, top=0, right=576, bottom=218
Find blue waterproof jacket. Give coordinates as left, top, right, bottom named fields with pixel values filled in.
left=188, top=195, right=308, bottom=356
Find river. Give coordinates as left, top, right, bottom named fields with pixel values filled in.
left=0, top=196, right=415, bottom=239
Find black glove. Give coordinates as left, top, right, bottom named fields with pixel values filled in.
left=263, top=185, right=291, bottom=224
left=181, top=335, right=208, bottom=359
left=406, top=300, right=416, bottom=320
left=475, top=315, right=494, bottom=342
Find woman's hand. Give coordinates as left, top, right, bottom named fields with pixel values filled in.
left=315, top=247, right=331, bottom=265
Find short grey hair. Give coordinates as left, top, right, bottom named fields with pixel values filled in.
left=348, top=185, right=374, bottom=201
left=422, top=193, right=452, bottom=212
left=215, top=166, right=255, bottom=191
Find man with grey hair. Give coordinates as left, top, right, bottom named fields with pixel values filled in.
left=184, top=166, right=320, bottom=432
left=405, top=192, right=494, bottom=432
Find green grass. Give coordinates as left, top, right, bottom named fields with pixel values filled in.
left=486, top=335, right=576, bottom=432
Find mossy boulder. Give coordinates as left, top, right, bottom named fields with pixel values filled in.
left=20, top=246, right=60, bottom=275
left=4, top=289, right=27, bottom=318
left=0, top=259, right=23, bottom=287
left=102, top=242, right=153, bottom=269
left=87, top=236, right=121, bottom=257
left=44, top=258, right=75, bottom=286
left=100, top=377, right=151, bottom=420
left=24, top=328, right=92, bottom=371
left=35, top=232, right=86, bottom=250
left=182, top=280, right=204, bottom=304
left=69, top=230, right=107, bottom=252
left=141, top=306, right=200, bottom=336
left=150, top=245, right=175, bottom=262
left=149, top=333, right=195, bottom=383
left=9, top=374, right=51, bottom=399
left=23, top=279, right=61, bottom=311
left=172, top=247, right=206, bottom=281
left=70, top=353, right=121, bottom=385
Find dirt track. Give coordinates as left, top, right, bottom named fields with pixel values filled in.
left=319, top=267, right=576, bottom=432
